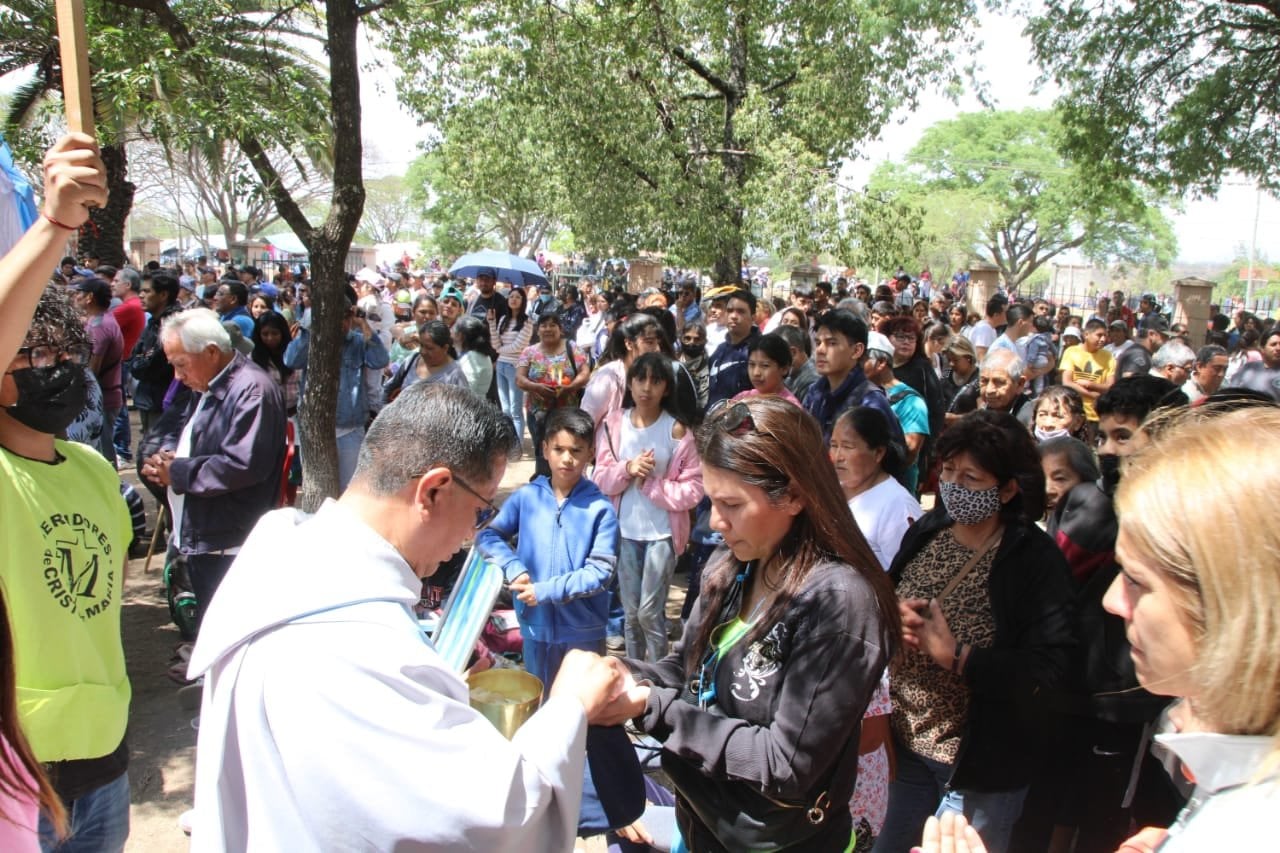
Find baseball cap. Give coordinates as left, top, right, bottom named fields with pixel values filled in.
left=1063, top=325, right=1082, bottom=339
left=1108, top=319, right=1128, bottom=331
left=439, top=285, right=465, bottom=304
left=866, top=331, right=894, bottom=358
left=73, top=278, right=112, bottom=303
left=178, top=274, right=196, bottom=291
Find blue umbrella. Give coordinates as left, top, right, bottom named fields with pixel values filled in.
left=449, top=249, right=549, bottom=289
left=0, top=135, right=37, bottom=257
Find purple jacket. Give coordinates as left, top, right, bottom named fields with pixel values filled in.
left=163, top=352, right=286, bottom=554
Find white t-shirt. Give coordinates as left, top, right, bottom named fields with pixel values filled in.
left=618, top=410, right=679, bottom=541
left=966, top=319, right=997, bottom=351
left=848, top=477, right=922, bottom=572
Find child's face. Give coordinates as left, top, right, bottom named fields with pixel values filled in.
left=1035, top=400, right=1079, bottom=434
left=629, top=372, right=668, bottom=410
left=543, top=429, right=591, bottom=490
left=748, top=352, right=785, bottom=394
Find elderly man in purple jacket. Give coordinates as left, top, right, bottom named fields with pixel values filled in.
left=142, top=308, right=285, bottom=623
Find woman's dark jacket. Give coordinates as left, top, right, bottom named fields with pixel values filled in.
left=889, top=507, right=1076, bottom=791
left=627, top=560, right=889, bottom=852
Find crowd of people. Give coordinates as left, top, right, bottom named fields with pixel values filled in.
left=2, top=134, right=1279, bottom=853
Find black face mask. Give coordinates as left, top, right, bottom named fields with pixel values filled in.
left=682, top=343, right=705, bottom=358
left=1099, top=453, right=1122, bottom=497
left=5, top=363, right=88, bottom=435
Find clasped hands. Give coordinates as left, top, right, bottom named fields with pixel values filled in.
left=898, top=597, right=958, bottom=671
left=548, top=650, right=650, bottom=727
left=141, top=449, right=176, bottom=488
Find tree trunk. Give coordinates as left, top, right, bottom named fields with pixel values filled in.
left=713, top=3, right=748, bottom=288
left=296, top=244, right=345, bottom=508
left=81, top=143, right=133, bottom=267
left=293, top=0, right=367, bottom=511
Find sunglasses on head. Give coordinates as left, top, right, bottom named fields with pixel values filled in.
left=706, top=400, right=756, bottom=436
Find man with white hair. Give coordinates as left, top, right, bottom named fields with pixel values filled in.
left=142, top=309, right=286, bottom=624
left=1149, top=339, right=1197, bottom=388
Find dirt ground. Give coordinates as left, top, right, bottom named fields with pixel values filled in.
left=119, top=438, right=686, bottom=852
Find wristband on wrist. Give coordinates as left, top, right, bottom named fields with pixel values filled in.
left=42, top=211, right=79, bottom=231
left=951, top=642, right=965, bottom=675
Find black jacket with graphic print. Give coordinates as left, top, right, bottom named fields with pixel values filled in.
left=626, top=559, right=890, bottom=853
left=889, top=507, right=1077, bottom=792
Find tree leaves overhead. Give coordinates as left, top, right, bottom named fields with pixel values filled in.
left=1025, top=0, right=1280, bottom=195
left=869, top=109, right=1177, bottom=287
left=384, top=0, right=982, bottom=278
left=0, top=0, right=331, bottom=171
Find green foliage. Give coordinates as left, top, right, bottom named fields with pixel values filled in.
left=1025, top=0, right=1280, bottom=195
left=405, top=92, right=566, bottom=256
left=0, top=0, right=331, bottom=191
left=869, top=109, right=1177, bottom=287
left=357, top=175, right=423, bottom=244
left=384, top=0, right=983, bottom=279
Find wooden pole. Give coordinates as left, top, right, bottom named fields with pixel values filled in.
left=54, top=0, right=94, bottom=136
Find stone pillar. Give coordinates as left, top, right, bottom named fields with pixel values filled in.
left=129, top=237, right=161, bottom=268
left=1172, top=277, right=1216, bottom=349
left=967, top=263, right=1000, bottom=317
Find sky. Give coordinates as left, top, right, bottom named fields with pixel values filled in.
left=356, top=10, right=1280, bottom=266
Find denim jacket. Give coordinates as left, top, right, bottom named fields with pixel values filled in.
left=284, top=328, right=389, bottom=429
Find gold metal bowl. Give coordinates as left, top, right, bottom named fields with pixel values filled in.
left=468, top=669, right=543, bottom=739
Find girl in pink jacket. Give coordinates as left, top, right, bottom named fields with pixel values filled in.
left=593, top=353, right=704, bottom=661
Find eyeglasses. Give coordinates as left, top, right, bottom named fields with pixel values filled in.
left=453, top=473, right=500, bottom=530
left=890, top=333, right=916, bottom=342
left=12, top=344, right=92, bottom=370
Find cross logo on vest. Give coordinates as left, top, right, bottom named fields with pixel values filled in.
left=40, top=513, right=117, bottom=620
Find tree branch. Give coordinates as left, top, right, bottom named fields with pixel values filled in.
left=670, top=45, right=735, bottom=96
left=238, top=135, right=314, bottom=247
left=105, top=0, right=196, bottom=48
left=355, top=0, right=394, bottom=17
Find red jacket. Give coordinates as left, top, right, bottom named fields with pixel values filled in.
left=111, top=294, right=145, bottom=354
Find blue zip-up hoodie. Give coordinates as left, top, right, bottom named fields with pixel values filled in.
left=476, top=476, right=619, bottom=645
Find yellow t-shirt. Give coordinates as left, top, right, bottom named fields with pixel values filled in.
left=1058, top=344, right=1115, bottom=422
left=0, top=440, right=132, bottom=761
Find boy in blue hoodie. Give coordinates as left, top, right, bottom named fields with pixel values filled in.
left=478, top=407, right=640, bottom=836
left=477, top=406, right=619, bottom=686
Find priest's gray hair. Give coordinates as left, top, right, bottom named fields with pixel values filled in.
left=354, top=383, right=516, bottom=496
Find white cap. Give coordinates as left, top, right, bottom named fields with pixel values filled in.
left=1063, top=325, right=1082, bottom=339
left=866, top=330, right=894, bottom=357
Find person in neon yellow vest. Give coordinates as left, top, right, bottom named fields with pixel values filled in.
left=0, top=132, right=131, bottom=853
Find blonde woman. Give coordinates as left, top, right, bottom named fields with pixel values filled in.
left=917, top=404, right=1280, bottom=853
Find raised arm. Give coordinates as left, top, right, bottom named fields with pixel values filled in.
left=0, top=134, right=107, bottom=367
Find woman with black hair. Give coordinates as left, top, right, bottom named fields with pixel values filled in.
left=491, top=288, right=534, bottom=446
left=829, top=407, right=920, bottom=573
left=872, top=410, right=1075, bottom=853
left=452, top=315, right=496, bottom=399
left=382, top=319, right=468, bottom=406
left=597, top=396, right=898, bottom=852
left=251, top=312, right=297, bottom=415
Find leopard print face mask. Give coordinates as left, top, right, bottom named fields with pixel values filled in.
left=938, top=479, right=1003, bottom=525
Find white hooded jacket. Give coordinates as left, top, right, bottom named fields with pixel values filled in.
left=186, top=499, right=587, bottom=852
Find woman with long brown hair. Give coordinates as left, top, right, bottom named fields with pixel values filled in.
left=600, top=396, right=899, bottom=851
